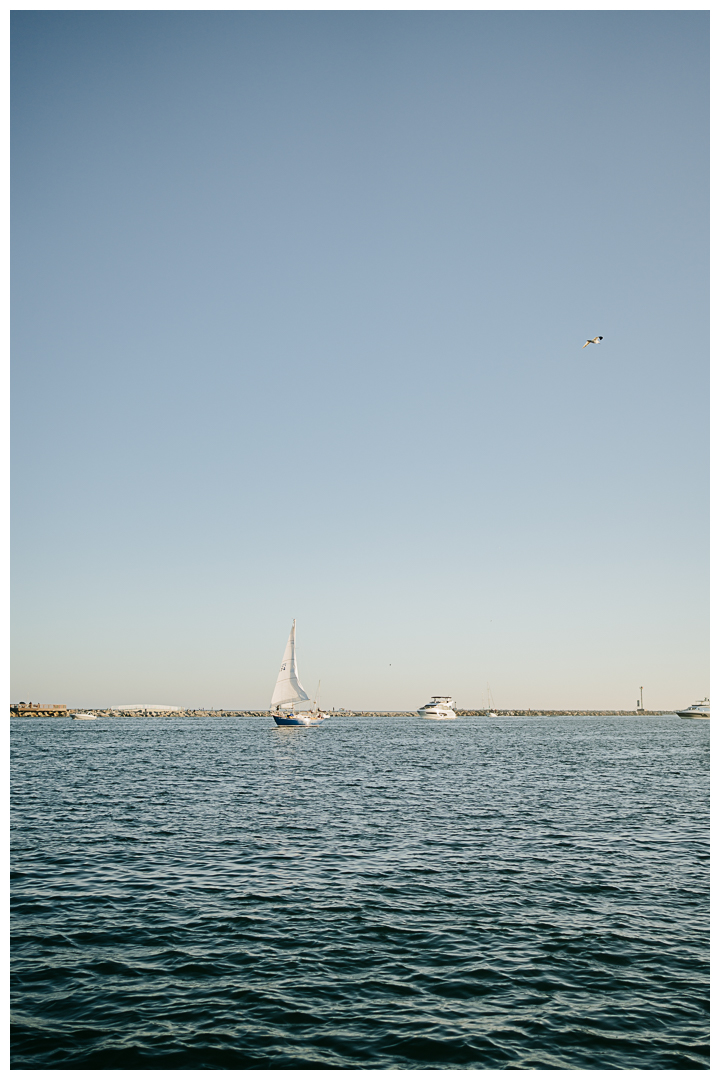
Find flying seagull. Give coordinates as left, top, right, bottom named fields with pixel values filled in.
left=582, top=336, right=603, bottom=348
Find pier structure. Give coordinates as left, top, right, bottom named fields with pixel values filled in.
left=11, top=703, right=68, bottom=717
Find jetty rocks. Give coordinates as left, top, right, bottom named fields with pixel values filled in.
left=11, top=707, right=677, bottom=718
left=11, top=703, right=68, bottom=717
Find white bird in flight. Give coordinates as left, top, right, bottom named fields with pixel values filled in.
left=582, top=336, right=603, bottom=348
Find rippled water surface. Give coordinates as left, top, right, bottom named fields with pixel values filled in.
left=11, top=714, right=708, bottom=1069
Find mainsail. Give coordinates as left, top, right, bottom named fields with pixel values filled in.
left=271, top=620, right=310, bottom=707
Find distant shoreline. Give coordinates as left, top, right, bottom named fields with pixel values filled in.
left=12, top=708, right=682, bottom=718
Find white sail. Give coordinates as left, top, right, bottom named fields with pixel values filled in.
left=271, top=620, right=310, bottom=707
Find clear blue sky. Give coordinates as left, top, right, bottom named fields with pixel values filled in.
left=12, top=11, right=708, bottom=711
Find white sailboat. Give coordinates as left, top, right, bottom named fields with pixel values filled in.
left=271, top=620, right=325, bottom=726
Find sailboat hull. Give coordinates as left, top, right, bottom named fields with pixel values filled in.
left=273, top=713, right=323, bottom=726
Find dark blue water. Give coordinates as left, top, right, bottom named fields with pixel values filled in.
left=11, top=714, right=708, bottom=1069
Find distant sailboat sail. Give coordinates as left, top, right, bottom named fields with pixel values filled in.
left=271, top=620, right=310, bottom=708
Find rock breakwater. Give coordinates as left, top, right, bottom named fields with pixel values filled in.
left=25, top=708, right=680, bottom=719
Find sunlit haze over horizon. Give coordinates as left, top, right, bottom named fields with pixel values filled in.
left=12, top=11, right=708, bottom=711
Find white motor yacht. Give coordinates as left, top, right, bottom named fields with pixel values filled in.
left=418, top=696, right=456, bottom=719
left=676, top=698, right=710, bottom=719
left=73, top=712, right=97, bottom=720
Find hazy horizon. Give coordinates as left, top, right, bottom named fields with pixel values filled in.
left=12, top=12, right=708, bottom=712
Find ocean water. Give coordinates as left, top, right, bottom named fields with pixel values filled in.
left=11, top=714, right=708, bottom=1070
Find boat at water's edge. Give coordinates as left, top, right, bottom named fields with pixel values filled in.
left=676, top=698, right=710, bottom=719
